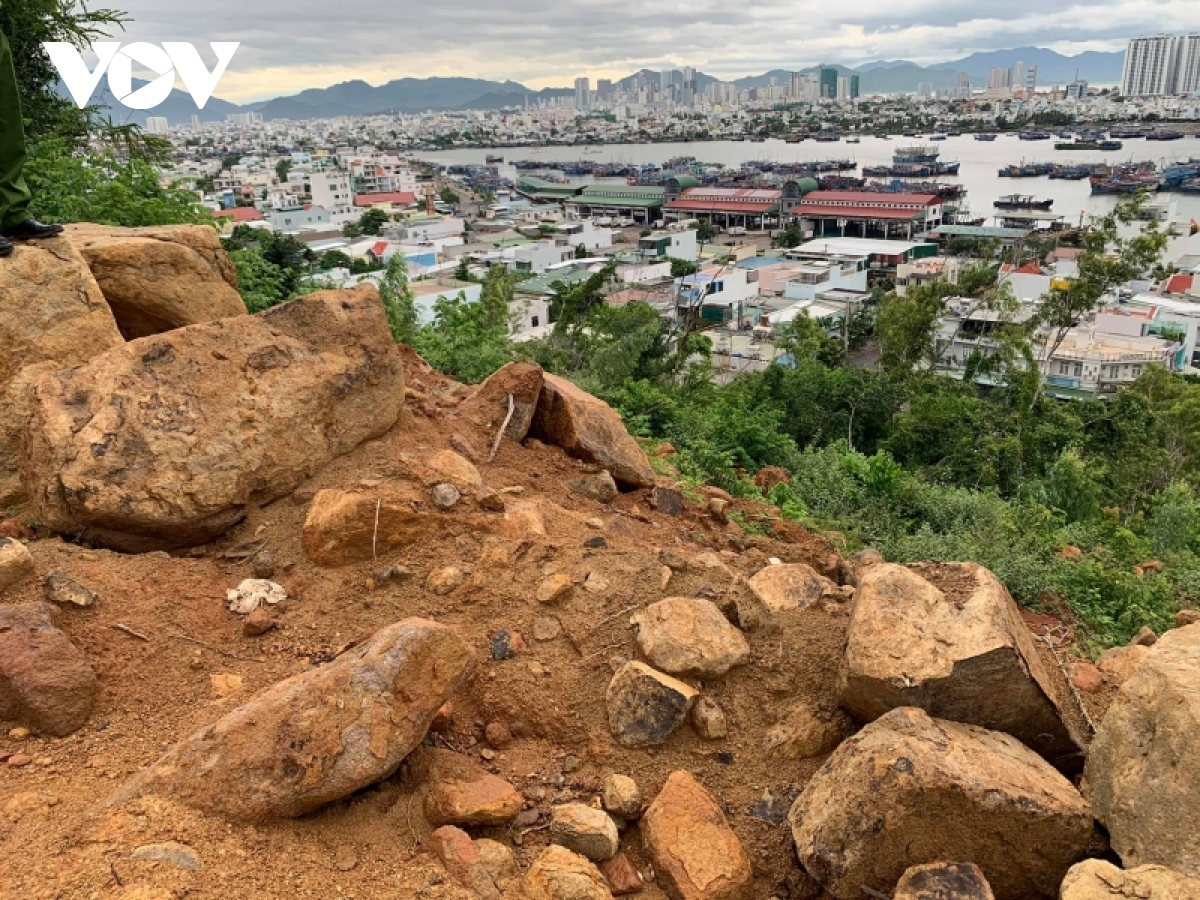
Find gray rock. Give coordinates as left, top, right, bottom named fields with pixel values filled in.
left=132, top=841, right=203, bottom=871
left=605, top=661, right=697, bottom=748
left=43, top=569, right=96, bottom=608
left=549, top=803, right=620, bottom=861
left=568, top=471, right=619, bottom=503
left=432, top=482, right=462, bottom=510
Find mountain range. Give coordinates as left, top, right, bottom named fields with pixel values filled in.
left=116, top=45, right=1127, bottom=127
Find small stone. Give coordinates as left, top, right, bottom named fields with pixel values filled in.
left=427, top=566, right=465, bottom=595
left=561, top=754, right=582, bottom=774
left=427, top=826, right=500, bottom=899
left=0, top=602, right=97, bottom=736
left=1129, top=626, right=1158, bottom=647
left=225, top=578, right=286, bottom=615
left=602, top=774, right=641, bottom=819
left=537, top=572, right=574, bottom=604
left=692, top=696, right=728, bottom=740
left=242, top=606, right=276, bottom=637
left=642, top=771, right=752, bottom=900
left=660, top=566, right=672, bottom=591
left=650, top=486, right=684, bottom=517
left=332, top=844, right=358, bottom=872
left=8, top=726, right=29, bottom=740
left=515, top=808, right=541, bottom=827
left=631, top=598, right=750, bottom=677
left=528, top=660, right=547, bottom=677
left=586, top=518, right=604, bottom=529
left=893, top=861, right=995, bottom=900
left=131, top=841, right=203, bottom=871
left=532, top=617, right=562, bottom=642
left=250, top=552, right=275, bottom=579
left=1176, top=609, right=1200, bottom=629
left=764, top=703, right=851, bottom=760
left=0, top=538, right=35, bottom=592
left=582, top=571, right=609, bottom=594
left=1070, top=662, right=1104, bottom=694
left=44, top=569, right=97, bottom=608
left=430, top=702, right=454, bottom=733
left=8, top=753, right=32, bottom=767
left=477, top=489, right=506, bottom=512
left=479, top=748, right=497, bottom=761
left=584, top=536, right=608, bottom=549
left=569, top=472, right=619, bottom=503
left=659, top=549, right=690, bottom=572
left=522, top=845, right=612, bottom=900
left=549, top=803, right=620, bottom=861
left=424, top=753, right=524, bottom=827
left=491, top=630, right=518, bottom=661
left=485, top=722, right=512, bottom=749
left=599, top=851, right=644, bottom=895
left=474, top=838, right=516, bottom=883
left=209, top=673, right=244, bottom=697
left=605, top=661, right=698, bottom=748
left=707, top=498, right=730, bottom=523
left=432, top=483, right=462, bottom=510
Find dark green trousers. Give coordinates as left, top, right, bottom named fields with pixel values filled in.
left=0, top=29, right=32, bottom=229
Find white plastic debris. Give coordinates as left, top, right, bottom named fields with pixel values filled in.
left=226, top=579, right=287, bottom=615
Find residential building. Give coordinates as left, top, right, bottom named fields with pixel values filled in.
left=955, top=72, right=971, bottom=99
left=638, top=228, right=699, bottom=263
left=988, top=67, right=1010, bottom=90
left=597, top=79, right=614, bottom=102
left=1065, top=79, right=1089, bottom=99
left=675, top=266, right=757, bottom=324
left=1121, top=34, right=1200, bottom=96
left=850, top=74, right=860, bottom=99
left=837, top=76, right=850, bottom=101
left=896, top=256, right=962, bottom=296
left=310, top=170, right=353, bottom=210
left=575, top=77, right=590, bottom=111
left=511, top=241, right=573, bottom=274
left=267, top=205, right=332, bottom=231
left=145, top=116, right=169, bottom=134
left=783, top=237, right=930, bottom=277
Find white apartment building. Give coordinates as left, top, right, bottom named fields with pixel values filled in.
left=145, top=116, right=169, bottom=134
left=637, top=229, right=699, bottom=262
left=310, top=171, right=353, bottom=210
left=1122, top=34, right=1200, bottom=96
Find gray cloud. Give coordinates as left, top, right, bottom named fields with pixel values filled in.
left=102, top=0, right=1200, bottom=100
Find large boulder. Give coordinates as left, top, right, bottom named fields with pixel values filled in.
left=788, top=707, right=1092, bottom=900
left=0, top=238, right=124, bottom=505
left=65, top=223, right=246, bottom=339
left=106, top=618, right=473, bottom=820
left=530, top=373, right=654, bottom=489
left=22, top=287, right=404, bottom=551
left=1059, top=860, right=1200, bottom=899
left=631, top=598, right=750, bottom=678
left=641, top=771, right=753, bottom=900
left=457, top=360, right=544, bottom=443
left=1083, top=624, right=1200, bottom=878
left=839, top=562, right=1083, bottom=768
left=745, top=563, right=832, bottom=613
left=0, top=602, right=97, bottom=736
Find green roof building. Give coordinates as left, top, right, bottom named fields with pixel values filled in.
left=516, top=176, right=583, bottom=202
left=564, top=184, right=666, bottom=224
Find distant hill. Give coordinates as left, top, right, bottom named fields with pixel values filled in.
left=69, top=45, right=1130, bottom=126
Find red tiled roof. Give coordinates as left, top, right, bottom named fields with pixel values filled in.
left=790, top=204, right=925, bottom=220
left=799, top=190, right=941, bottom=207
left=677, top=188, right=782, bottom=201
left=369, top=241, right=389, bottom=257
left=666, top=198, right=780, bottom=213
left=1165, top=273, right=1194, bottom=294
left=212, top=207, right=264, bottom=221
left=354, top=191, right=416, bottom=207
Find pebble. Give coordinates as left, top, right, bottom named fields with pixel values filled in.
left=131, top=841, right=203, bottom=871
left=251, top=553, right=275, bottom=579
left=432, top=483, right=462, bottom=510
left=242, top=606, right=276, bottom=637
left=599, top=852, right=645, bottom=896
left=8, top=727, right=30, bottom=740
left=531, top=617, right=562, bottom=642
left=549, top=803, right=620, bottom=861
left=333, top=844, right=358, bottom=872
left=515, top=808, right=541, bottom=827
left=585, top=518, right=604, bottom=529
left=584, top=536, right=608, bottom=549
left=562, top=754, right=582, bottom=774
left=7, top=753, right=32, bottom=767
left=426, top=566, right=465, bottom=595
left=692, top=696, right=729, bottom=740
left=1071, top=662, right=1104, bottom=694
left=485, top=722, right=512, bottom=749
left=491, top=630, right=519, bottom=661
left=43, top=569, right=97, bottom=608
left=602, top=774, right=642, bottom=820
left=536, top=573, right=574, bottom=604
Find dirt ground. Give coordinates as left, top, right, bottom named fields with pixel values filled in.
left=0, top=354, right=1115, bottom=900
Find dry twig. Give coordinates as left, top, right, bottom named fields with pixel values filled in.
left=111, top=623, right=149, bottom=642
left=488, top=392, right=515, bottom=462
left=372, top=497, right=382, bottom=561
left=1037, top=634, right=1097, bottom=735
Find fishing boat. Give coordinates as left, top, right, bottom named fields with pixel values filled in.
left=998, top=162, right=1055, bottom=177
left=1018, top=130, right=1052, bottom=141
left=846, top=136, right=861, bottom=144
left=1179, top=179, right=1200, bottom=194
left=930, top=133, right=948, bottom=141
left=1098, top=140, right=1123, bottom=151
left=994, top=194, right=1053, bottom=210
left=1055, top=141, right=1100, bottom=150
left=814, top=133, right=841, bottom=142
left=485, top=154, right=504, bottom=163
left=875, top=133, right=891, bottom=140
left=894, top=145, right=940, bottom=163
left=974, top=133, right=997, bottom=141
left=1146, top=129, right=1185, bottom=141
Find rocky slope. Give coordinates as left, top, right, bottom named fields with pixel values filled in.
left=1, top=231, right=1198, bottom=900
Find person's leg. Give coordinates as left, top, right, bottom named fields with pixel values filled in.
left=0, top=29, right=33, bottom=233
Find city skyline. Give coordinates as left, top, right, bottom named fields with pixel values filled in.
left=102, top=0, right=1200, bottom=103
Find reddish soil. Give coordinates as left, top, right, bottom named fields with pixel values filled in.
left=0, top=354, right=1109, bottom=899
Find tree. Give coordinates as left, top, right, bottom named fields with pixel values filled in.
left=26, top=139, right=211, bottom=227
left=358, top=207, right=391, bottom=236
left=695, top=219, right=716, bottom=243
left=574, top=243, right=589, bottom=259
left=275, top=159, right=293, bottom=183
left=773, top=225, right=802, bottom=249
left=669, top=258, right=698, bottom=277
left=439, top=187, right=460, bottom=207
left=319, top=249, right=353, bottom=270
left=229, top=249, right=285, bottom=313
left=0, top=0, right=127, bottom=146
left=414, top=266, right=515, bottom=383
left=379, top=253, right=419, bottom=344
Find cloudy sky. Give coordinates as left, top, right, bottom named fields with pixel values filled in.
left=106, top=0, right=1200, bottom=103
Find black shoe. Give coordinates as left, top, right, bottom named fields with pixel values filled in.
left=0, top=235, right=11, bottom=257
left=3, top=219, right=64, bottom=241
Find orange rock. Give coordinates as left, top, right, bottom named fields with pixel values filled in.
left=599, top=852, right=645, bottom=895
left=1070, top=662, right=1104, bottom=694
left=641, top=771, right=752, bottom=900
left=427, top=825, right=501, bottom=899
left=531, top=373, right=655, bottom=489
left=422, top=750, right=524, bottom=827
